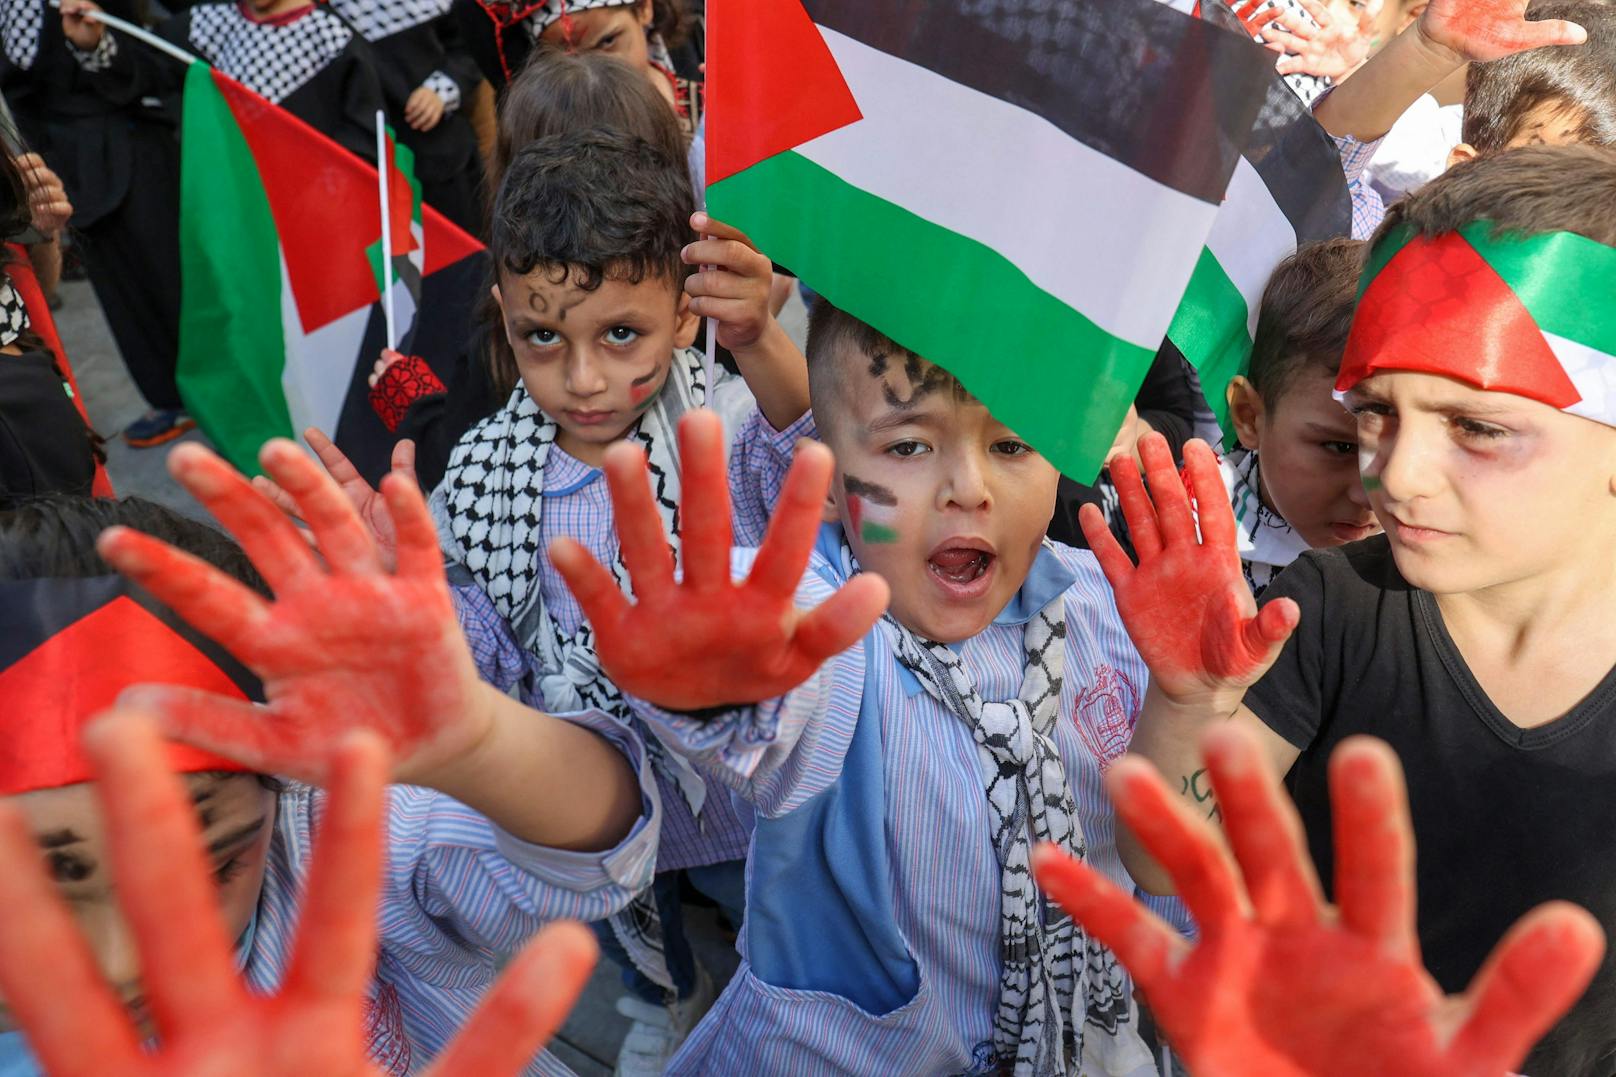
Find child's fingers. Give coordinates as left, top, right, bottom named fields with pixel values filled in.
left=1294, top=0, right=1333, bottom=28
left=1329, top=736, right=1419, bottom=959
left=97, top=527, right=273, bottom=667
left=426, top=922, right=598, bottom=1077
left=793, top=574, right=890, bottom=666
left=1078, top=503, right=1137, bottom=588
left=1107, top=756, right=1247, bottom=930
left=1202, top=723, right=1323, bottom=929
left=674, top=411, right=735, bottom=591
left=1449, top=902, right=1604, bottom=1073
left=122, top=686, right=313, bottom=779
left=748, top=441, right=834, bottom=599
left=0, top=805, right=145, bottom=1075
left=1139, top=433, right=1196, bottom=548
left=685, top=264, right=764, bottom=300
left=1516, top=17, right=1587, bottom=48
left=282, top=733, right=389, bottom=1003
left=392, top=437, right=418, bottom=484
left=82, top=711, right=246, bottom=1034
left=689, top=212, right=759, bottom=247
left=1032, top=843, right=1184, bottom=998
left=1239, top=595, right=1300, bottom=663
left=305, top=427, right=365, bottom=487
left=1107, top=455, right=1163, bottom=560
left=1261, top=25, right=1311, bottom=53
left=167, top=441, right=321, bottom=591
left=1183, top=440, right=1238, bottom=554
left=251, top=473, right=307, bottom=524
left=600, top=442, right=676, bottom=594
left=1246, top=5, right=1286, bottom=33
left=261, top=440, right=382, bottom=577
left=683, top=238, right=768, bottom=276
left=687, top=298, right=764, bottom=336
left=549, top=537, right=634, bottom=636
left=381, top=471, right=443, bottom=581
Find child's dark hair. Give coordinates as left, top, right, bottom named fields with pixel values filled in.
left=1247, top=238, right=1366, bottom=409
left=1463, top=1, right=1616, bottom=154
left=0, top=143, right=29, bottom=242
left=1376, top=142, right=1616, bottom=246
left=0, top=495, right=268, bottom=596
left=805, top=299, right=966, bottom=434
left=648, top=0, right=689, bottom=49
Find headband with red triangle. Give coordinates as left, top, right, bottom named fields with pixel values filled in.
left=0, top=576, right=262, bottom=796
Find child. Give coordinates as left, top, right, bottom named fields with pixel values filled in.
left=431, top=129, right=811, bottom=1073
left=0, top=461, right=661, bottom=1074
left=61, top=0, right=385, bottom=163
left=1104, top=144, right=1616, bottom=1075
left=1221, top=237, right=1377, bottom=595
left=553, top=305, right=1171, bottom=1075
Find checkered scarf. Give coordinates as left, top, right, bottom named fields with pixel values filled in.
left=325, top=0, right=452, bottom=41
left=1, top=0, right=42, bottom=70
left=0, top=278, right=27, bottom=350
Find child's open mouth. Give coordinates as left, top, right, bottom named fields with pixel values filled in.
left=926, top=543, right=997, bottom=598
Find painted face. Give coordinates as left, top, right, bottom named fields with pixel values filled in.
left=1347, top=371, right=1616, bottom=594
left=1242, top=367, right=1379, bottom=548
left=819, top=345, right=1060, bottom=644
left=539, top=1, right=653, bottom=73
left=494, top=266, right=698, bottom=465
left=0, top=773, right=276, bottom=1037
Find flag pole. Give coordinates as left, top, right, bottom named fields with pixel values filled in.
left=48, top=0, right=201, bottom=66
left=375, top=111, right=398, bottom=352
left=699, top=6, right=718, bottom=392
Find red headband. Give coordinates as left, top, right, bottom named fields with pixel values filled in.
left=0, top=577, right=261, bottom=796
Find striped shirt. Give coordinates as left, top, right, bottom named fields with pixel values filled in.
left=453, top=407, right=814, bottom=872
left=243, top=710, right=659, bottom=1076
left=631, top=541, right=1167, bottom=1074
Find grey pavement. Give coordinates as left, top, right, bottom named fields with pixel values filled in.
left=49, top=278, right=786, bottom=1075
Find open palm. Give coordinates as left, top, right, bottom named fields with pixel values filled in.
left=1420, top=0, right=1586, bottom=63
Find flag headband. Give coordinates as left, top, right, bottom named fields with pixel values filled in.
left=1336, top=221, right=1616, bottom=427
left=0, top=576, right=262, bottom=796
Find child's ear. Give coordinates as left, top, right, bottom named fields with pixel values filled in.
left=638, top=0, right=655, bottom=26
left=1446, top=142, right=1479, bottom=170
left=673, top=292, right=701, bottom=349
left=1227, top=376, right=1265, bottom=452
left=823, top=475, right=843, bottom=525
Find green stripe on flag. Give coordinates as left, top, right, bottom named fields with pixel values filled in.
left=1459, top=221, right=1616, bottom=355
left=711, top=152, right=1155, bottom=482
left=1167, top=246, right=1251, bottom=439
left=176, top=63, right=291, bottom=473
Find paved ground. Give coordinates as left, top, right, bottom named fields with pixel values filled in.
left=50, top=277, right=806, bottom=1074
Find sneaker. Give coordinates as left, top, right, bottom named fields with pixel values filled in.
left=123, top=409, right=196, bottom=448
left=612, top=963, right=718, bottom=1077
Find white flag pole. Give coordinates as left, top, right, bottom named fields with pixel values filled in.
left=49, top=1, right=201, bottom=66
left=699, top=20, right=717, bottom=393
left=375, top=110, right=398, bottom=352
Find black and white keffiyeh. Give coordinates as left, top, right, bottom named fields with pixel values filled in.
left=0, top=278, right=28, bottom=350
left=1, top=0, right=43, bottom=70
left=188, top=3, right=352, bottom=104
left=326, top=0, right=452, bottom=42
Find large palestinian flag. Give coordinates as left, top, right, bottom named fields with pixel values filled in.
left=1167, top=0, right=1354, bottom=443
left=706, top=0, right=1275, bottom=481
left=176, top=63, right=485, bottom=480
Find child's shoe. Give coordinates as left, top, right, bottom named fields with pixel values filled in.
left=612, top=963, right=718, bottom=1076
left=123, top=409, right=196, bottom=448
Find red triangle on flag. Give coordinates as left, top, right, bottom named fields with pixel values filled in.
left=706, top=0, right=864, bottom=187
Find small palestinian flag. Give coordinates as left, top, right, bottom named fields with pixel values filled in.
left=705, top=0, right=1276, bottom=482
left=1166, top=0, right=1354, bottom=444
left=176, top=63, right=486, bottom=480
left=1338, top=221, right=1616, bottom=425
left=0, top=577, right=259, bottom=795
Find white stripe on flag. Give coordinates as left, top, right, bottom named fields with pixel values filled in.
left=1203, top=157, right=1297, bottom=338
left=800, top=27, right=1219, bottom=349
left=1546, top=329, right=1616, bottom=426
left=278, top=252, right=373, bottom=440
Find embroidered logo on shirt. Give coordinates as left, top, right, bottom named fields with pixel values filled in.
left=1072, top=664, right=1139, bottom=771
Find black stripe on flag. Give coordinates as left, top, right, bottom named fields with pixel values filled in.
left=1201, top=0, right=1353, bottom=241
left=804, top=0, right=1277, bottom=205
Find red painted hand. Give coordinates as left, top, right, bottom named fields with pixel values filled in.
left=551, top=410, right=890, bottom=712
left=97, top=439, right=487, bottom=787
left=250, top=428, right=414, bottom=570
left=0, top=711, right=596, bottom=1077
left=1235, top=0, right=1375, bottom=79
left=1419, top=0, right=1585, bottom=63
left=1034, top=723, right=1603, bottom=1077
left=1083, top=435, right=1297, bottom=708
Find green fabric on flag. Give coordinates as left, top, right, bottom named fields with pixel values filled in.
left=1459, top=222, right=1616, bottom=354
left=176, top=63, right=291, bottom=473
left=1167, top=247, right=1251, bottom=439
left=711, top=152, right=1154, bottom=483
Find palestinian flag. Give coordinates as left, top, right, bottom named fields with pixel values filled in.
left=705, top=0, right=1275, bottom=481
left=176, top=63, right=486, bottom=480
left=1168, top=0, right=1353, bottom=442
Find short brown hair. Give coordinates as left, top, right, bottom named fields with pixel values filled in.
left=1247, top=238, right=1366, bottom=409
left=1463, top=1, right=1616, bottom=154
left=805, top=300, right=965, bottom=436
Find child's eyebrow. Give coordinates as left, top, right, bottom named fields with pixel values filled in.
left=866, top=408, right=942, bottom=436
left=206, top=815, right=268, bottom=859
left=36, top=828, right=86, bottom=850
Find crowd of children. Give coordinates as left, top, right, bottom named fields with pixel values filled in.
left=4, top=0, right=1616, bottom=1073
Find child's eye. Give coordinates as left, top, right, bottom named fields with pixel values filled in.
left=1321, top=440, right=1357, bottom=456
left=887, top=440, right=930, bottom=458
left=524, top=328, right=561, bottom=348
left=605, top=326, right=641, bottom=346
left=213, top=854, right=249, bottom=886
left=596, top=32, right=620, bottom=50
left=993, top=440, right=1034, bottom=457
left=1453, top=416, right=1508, bottom=441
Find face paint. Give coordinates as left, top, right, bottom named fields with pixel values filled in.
left=843, top=474, right=900, bottom=544
left=1359, top=445, right=1382, bottom=493
left=629, top=370, right=662, bottom=414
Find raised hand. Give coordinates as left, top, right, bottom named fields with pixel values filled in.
left=0, top=710, right=596, bottom=1077
left=59, top=0, right=105, bottom=50
left=1033, top=723, right=1603, bottom=1077
left=250, top=428, right=414, bottom=569
left=1080, top=434, right=1297, bottom=709
left=551, top=410, right=889, bottom=712
left=97, top=438, right=486, bottom=787
left=1419, top=0, right=1585, bottom=63
left=1235, top=0, right=1375, bottom=79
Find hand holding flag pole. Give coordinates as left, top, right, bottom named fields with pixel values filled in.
left=375, top=111, right=398, bottom=353
left=50, top=0, right=200, bottom=66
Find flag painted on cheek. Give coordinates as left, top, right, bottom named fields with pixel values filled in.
left=844, top=475, right=899, bottom=544
left=705, top=0, right=1276, bottom=482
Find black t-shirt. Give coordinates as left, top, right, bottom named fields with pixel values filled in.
left=1248, top=536, right=1616, bottom=1076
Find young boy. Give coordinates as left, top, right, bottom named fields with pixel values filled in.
left=431, top=129, right=810, bottom=1071
left=552, top=304, right=1166, bottom=1075
left=0, top=468, right=661, bottom=1073
left=1106, top=144, right=1616, bottom=1076
left=1221, top=237, right=1378, bottom=595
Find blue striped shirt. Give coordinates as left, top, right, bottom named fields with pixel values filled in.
left=243, top=710, right=659, bottom=1075
left=630, top=540, right=1168, bottom=1074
